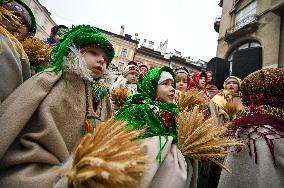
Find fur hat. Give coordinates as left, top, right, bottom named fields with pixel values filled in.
left=124, top=65, right=139, bottom=76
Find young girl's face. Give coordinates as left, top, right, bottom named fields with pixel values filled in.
left=82, top=47, right=108, bottom=79
left=126, top=72, right=138, bottom=84
left=198, top=77, right=206, bottom=89
left=176, top=73, right=188, bottom=92
left=225, top=81, right=239, bottom=93
left=157, top=79, right=175, bottom=103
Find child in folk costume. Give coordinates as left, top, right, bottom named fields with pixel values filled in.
left=209, top=76, right=244, bottom=125
left=62, top=66, right=242, bottom=188
left=45, top=25, right=68, bottom=46
left=139, top=64, right=149, bottom=80
left=112, top=64, right=140, bottom=95
left=0, top=25, right=114, bottom=187
left=116, top=66, right=198, bottom=188
left=175, top=66, right=190, bottom=93
left=0, top=0, right=36, bottom=102
left=218, top=68, right=284, bottom=188
left=206, top=71, right=219, bottom=99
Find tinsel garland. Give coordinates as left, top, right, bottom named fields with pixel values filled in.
left=233, top=105, right=284, bottom=167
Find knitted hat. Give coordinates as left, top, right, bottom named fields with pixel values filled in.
left=49, top=25, right=114, bottom=74
left=223, top=76, right=242, bottom=90
left=174, top=66, right=189, bottom=76
left=139, top=64, right=149, bottom=71
left=158, top=71, right=174, bottom=85
left=124, top=65, right=139, bottom=76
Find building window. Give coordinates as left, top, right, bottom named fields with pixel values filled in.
left=118, top=62, right=124, bottom=71
left=121, top=48, right=128, bottom=58
left=234, top=1, right=257, bottom=31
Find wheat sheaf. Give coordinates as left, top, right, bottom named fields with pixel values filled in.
left=111, top=86, right=130, bottom=107
left=65, top=118, right=148, bottom=188
left=176, top=107, right=244, bottom=172
left=176, top=88, right=206, bottom=112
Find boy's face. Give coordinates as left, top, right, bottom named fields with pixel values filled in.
left=125, top=72, right=138, bottom=84
left=82, top=47, right=108, bottom=79
left=198, top=77, right=206, bottom=89
left=157, top=79, right=175, bottom=103
left=54, top=28, right=68, bottom=43
left=225, top=81, right=239, bottom=93
left=175, top=73, right=188, bottom=92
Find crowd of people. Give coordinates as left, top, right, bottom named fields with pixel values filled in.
left=0, top=1, right=283, bottom=188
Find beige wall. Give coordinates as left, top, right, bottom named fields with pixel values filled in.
left=134, top=54, right=169, bottom=68
left=216, top=0, right=282, bottom=68
left=102, top=33, right=137, bottom=68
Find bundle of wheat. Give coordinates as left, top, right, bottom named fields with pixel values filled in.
left=22, top=37, right=52, bottom=67
left=222, top=101, right=240, bottom=121
left=65, top=118, right=148, bottom=188
left=176, top=88, right=206, bottom=112
left=176, top=107, right=244, bottom=171
left=111, top=86, right=130, bottom=107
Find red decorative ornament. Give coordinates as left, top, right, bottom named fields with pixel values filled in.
left=161, top=111, right=174, bottom=133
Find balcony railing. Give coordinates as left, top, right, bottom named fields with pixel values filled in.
left=224, top=14, right=259, bottom=43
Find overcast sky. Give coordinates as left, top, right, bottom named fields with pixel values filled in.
left=39, top=0, right=222, bottom=62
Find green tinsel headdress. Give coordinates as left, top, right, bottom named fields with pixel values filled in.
left=116, top=66, right=178, bottom=141
left=137, top=66, right=176, bottom=100
left=49, top=24, right=115, bottom=74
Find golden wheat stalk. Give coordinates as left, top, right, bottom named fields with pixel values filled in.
left=111, top=86, right=130, bottom=107
left=221, top=101, right=240, bottom=121
left=65, top=118, right=148, bottom=188
left=22, top=37, right=52, bottom=67
left=176, top=107, right=244, bottom=172
left=176, top=88, right=206, bottom=112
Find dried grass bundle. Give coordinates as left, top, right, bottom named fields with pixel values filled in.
left=222, top=101, right=240, bottom=121
left=0, top=7, right=21, bottom=26
left=176, top=107, right=244, bottom=171
left=22, top=37, right=51, bottom=67
left=65, top=118, right=148, bottom=188
left=111, top=86, right=129, bottom=107
left=176, top=88, right=206, bottom=112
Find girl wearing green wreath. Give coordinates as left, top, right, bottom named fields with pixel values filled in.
left=116, top=66, right=198, bottom=188
left=0, top=25, right=114, bottom=187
